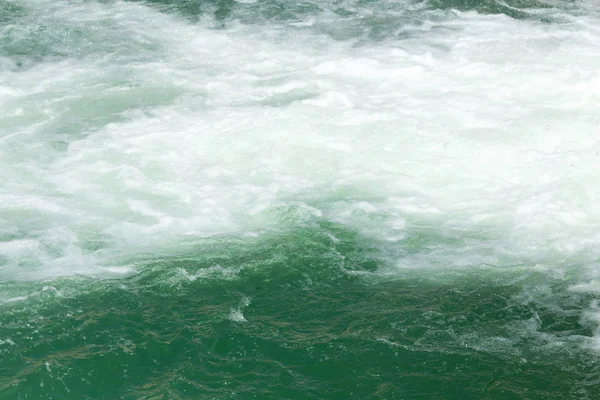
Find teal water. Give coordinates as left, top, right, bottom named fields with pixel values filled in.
left=2, top=226, right=600, bottom=399
left=2, top=0, right=600, bottom=398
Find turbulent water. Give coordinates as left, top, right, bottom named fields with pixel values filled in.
left=1, top=0, right=600, bottom=398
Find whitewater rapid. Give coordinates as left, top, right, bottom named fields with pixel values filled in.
left=1, top=1, right=600, bottom=346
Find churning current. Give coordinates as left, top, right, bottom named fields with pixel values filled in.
left=1, top=0, right=600, bottom=399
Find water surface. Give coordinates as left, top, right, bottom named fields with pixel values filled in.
left=1, top=0, right=600, bottom=398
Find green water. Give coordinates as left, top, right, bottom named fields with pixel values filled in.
left=2, top=223, right=599, bottom=399
left=2, top=224, right=598, bottom=399
left=2, top=0, right=600, bottom=398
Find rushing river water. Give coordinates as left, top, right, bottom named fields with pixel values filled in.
left=1, top=0, right=600, bottom=398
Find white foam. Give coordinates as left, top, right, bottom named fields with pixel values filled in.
left=1, top=0, right=599, bottom=305
left=0, top=338, right=16, bottom=346
left=228, top=296, right=251, bottom=323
